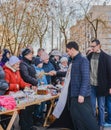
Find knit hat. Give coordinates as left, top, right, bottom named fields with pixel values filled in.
left=34, top=57, right=42, bottom=66
left=50, top=50, right=61, bottom=56
left=22, top=48, right=32, bottom=57
left=40, top=52, right=49, bottom=61
left=60, top=57, right=68, bottom=63
left=9, top=56, right=20, bottom=66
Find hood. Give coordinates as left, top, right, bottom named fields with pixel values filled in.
left=4, top=62, right=17, bottom=72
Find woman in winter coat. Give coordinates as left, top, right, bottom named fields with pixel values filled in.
left=3, top=56, right=31, bottom=93
left=20, top=48, right=38, bottom=86
left=3, top=56, right=31, bottom=130
left=19, top=48, right=38, bottom=130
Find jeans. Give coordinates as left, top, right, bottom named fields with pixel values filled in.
left=106, top=95, right=111, bottom=123
left=19, top=106, right=34, bottom=130
left=90, top=85, right=105, bottom=126
left=34, top=102, right=45, bottom=118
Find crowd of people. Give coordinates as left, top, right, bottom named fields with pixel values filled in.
left=0, top=39, right=111, bottom=130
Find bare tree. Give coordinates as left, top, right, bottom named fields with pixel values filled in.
left=79, top=0, right=107, bottom=39
left=31, top=0, right=50, bottom=48
left=0, top=0, right=50, bottom=55
left=50, top=0, right=77, bottom=51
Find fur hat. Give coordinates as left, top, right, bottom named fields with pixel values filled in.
left=60, top=57, right=68, bottom=63
left=9, top=56, right=20, bottom=66
left=50, top=50, right=61, bottom=56
left=22, top=48, right=32, bottom=57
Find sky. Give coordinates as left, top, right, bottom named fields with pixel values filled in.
left=1, top=0, right=111, bottom=53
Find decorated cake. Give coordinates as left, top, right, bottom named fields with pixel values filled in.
left=37, top=86, right=48, bottom=95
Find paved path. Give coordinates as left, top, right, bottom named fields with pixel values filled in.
left=104, top=127, right=111, bottom=130
left=13, top=127, right=111, bottom=130
left=36, top=127, right=111, bottom=130
left=34, top=127, right=111, bottom=130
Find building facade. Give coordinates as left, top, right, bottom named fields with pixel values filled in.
left=70, top=5, right=111, bottom=54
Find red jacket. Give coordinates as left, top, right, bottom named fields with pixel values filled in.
left=4, top=64, right=31, bottom=93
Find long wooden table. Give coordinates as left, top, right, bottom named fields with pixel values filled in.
left=0, top=94, right=59, bottom=130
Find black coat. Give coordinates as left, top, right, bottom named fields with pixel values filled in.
left=20, top=57, right=38, bottom=86
left=87, top=50, right=111, bottom=96
left=0, top=66, right=9, bottom=95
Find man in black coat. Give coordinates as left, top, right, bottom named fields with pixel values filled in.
left=87, top=39, right=111, bottom=130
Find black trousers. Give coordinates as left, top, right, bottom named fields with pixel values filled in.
left=70, top=97, right=99, bottom=130
left=19, top=105, right=34, bottom=130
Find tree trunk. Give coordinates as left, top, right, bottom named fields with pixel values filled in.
left=63, top=31, right=67, bottom=52
left=39, top=37, right=43, bottom=48
left=64, top=32, right=67, bottom=45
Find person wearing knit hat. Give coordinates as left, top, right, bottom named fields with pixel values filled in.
left=60, top=57, right=68, bottom=63
left=3, top=55, right=31, bottom=130
left=20, top=48, right=38, bottom=129
left=22, top=48, right=32, bottom=57
left=5, top=56, right=21, bottom=71
left=34, top=57, right=43, bottom=66
left=59, top=57, right=68, bottom=72
left=3, top=55, right=31, bottom=93
left=8, top=56, right=20, bottom=66
left=33, top=57, right=47, bottom=123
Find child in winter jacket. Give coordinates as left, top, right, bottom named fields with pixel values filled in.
left=33, top=57, right=48, bottom=125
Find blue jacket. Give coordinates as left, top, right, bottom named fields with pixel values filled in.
left=69, top=53, right=91, bottom=97
left=33, top=65, right=47, bottom=85
left=43, top=62, right=55, bottom=84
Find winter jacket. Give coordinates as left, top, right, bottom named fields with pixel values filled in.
left=0, top=66, right=9, bottom=95
left=87, top=50, right=111, bottom=96
left=50, top=58, right=60, bottom=71
left=57, top=53, right=91, bottom=97
left=3, top=63, right=30, bottom=93
left=69, top=53, right=90, bottom=97
left=20, top=57, right=38, bottom=86
left=1, top=49, right=10, bottom=67
left=33, top=65, right=47, bottom=85
left=43, top=62, right=55, bottom=84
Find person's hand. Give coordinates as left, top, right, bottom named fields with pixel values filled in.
left=86, top=47, right=93, bottom=55
left=78, top=95, right=84, bottom=103
left=32, top=86, right=37, bottom=91
left=38, top=72, right=44, bottom=79
left=48, top=70, right=57, bottom=76
left=16, top=84, right=19, bottom=90
left=109, top=88, right=111, bottom=94
left=24, top=86, right=30, bottom=90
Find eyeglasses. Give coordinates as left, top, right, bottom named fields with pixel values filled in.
left=90, top=45, right=97, bottom=48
